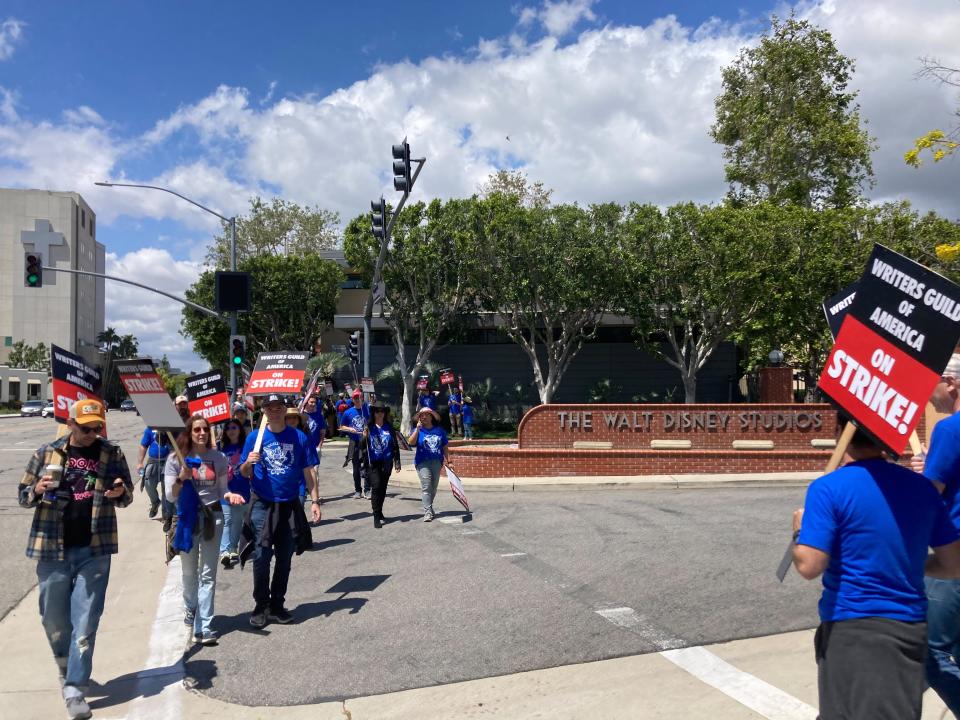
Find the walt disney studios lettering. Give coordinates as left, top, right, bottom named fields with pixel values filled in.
left=557, top=410, right=823, bottom=432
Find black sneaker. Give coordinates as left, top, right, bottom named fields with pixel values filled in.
left=267, top=607, right=293, bottom=624
left=219, top=552, right=231, bottom=569
left=249, top=608, right=268, bottom=628
left=148, top=501, right=160, bottom=519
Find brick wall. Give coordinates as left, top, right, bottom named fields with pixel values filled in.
left=448, top=446, right=832, bottom=477
left=517, top=404, right=839, bottom=451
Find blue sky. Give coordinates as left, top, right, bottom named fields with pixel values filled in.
left=0, top=0, right=958, bottom=370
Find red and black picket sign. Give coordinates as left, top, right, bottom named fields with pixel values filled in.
left=440, top=368, right=455, bottom=385
left=245, top=351, right=310, bottom=396
left=185, top=370, right=231, bottom=424
left=818, top=244, right=960, bottom=456
left=822, top=282, right=858, bottom=340
left=50, top=344, right=103, bottom=425
left=416, top=375, right=429, bottom=390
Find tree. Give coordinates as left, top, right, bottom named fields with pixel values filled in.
left=205, top=196, right=341, bottom=268
left=477, top=169, right=552, bottom=209
left=115, top=334, right=139, bottom=359
left=306, top=351, right=350, bottom=378
left=621, top=203, right=778, bottom=403
left=905, top=57, right=960, bottom=167
left=156, top=355, right=187, bottom=398
left=6, top=340, right=50, bottom=372
left=472, top=194, right=623, bottom=404
left=181, top=253, right=343, bottom=372
left=711, top=16, right=874, bottom=208
left=344, top=198, right=480, bottom=433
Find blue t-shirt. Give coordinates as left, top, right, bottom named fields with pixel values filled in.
left=417, top=394, right=437, bottom=411
left=341, top=406, right=366, bottom=439
left=368, top=423, right=395, bottom=462
left=925, top=412, right=960, bottom=530
left=140, top=428, right=171, bottom=459
left=305, top=408, right=327, bottom=448
left=462, top=405, right=474, bottom=424
left=240, top=426, right=318, bottom=502
left=448, top=392, right=463, bottom=415
left=415, top=425, right=448, bottom=466
left=799, top=458, right=958, bottom=622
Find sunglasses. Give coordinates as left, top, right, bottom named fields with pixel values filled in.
left=78, top=424, right=103, bottom=435
left=191, top=427, right=210, bottom=434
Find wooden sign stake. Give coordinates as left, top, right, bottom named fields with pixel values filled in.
left=252, top=414, right=269, bottom=454
left=165, top=431, right=186, bottom=465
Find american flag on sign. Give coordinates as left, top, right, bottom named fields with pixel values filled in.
left=445, top=464, right=470, bottom=512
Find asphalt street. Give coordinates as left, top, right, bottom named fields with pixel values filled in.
left=187, top=449, right=822, bottom=706
left=0, top=410, right=147, bottom=620
left=1, top=413, right=823, bottom=708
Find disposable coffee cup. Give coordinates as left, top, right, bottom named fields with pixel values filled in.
left=42, top=464, right=63, bottom=504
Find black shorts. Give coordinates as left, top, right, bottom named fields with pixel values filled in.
left=815, top=616, right=926, bottom=720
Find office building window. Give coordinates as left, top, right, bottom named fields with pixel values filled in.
left=81, top=209, right=86, bottom=228
left=90, top=217, right=95, bottom=236
left=4, top=336, right=11, bottom=347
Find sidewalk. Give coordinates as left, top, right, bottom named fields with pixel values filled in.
left=0, top=483, right=951, bottom=720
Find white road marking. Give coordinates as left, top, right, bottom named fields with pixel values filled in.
left=0, top=447, right=35, bottom=452
left=438, top=516, right=464, bottom=524
left=593, top=606, right=816, bottom=719
left=660, top=646, right=818, bottom=720
left=126, top=559, right=185, bottom=720
left=500, top=552, right=527, bottom=558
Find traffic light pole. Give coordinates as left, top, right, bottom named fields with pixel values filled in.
left=229, top=216, right=238, bottom=404
left=362, top=158, right=426, bottom=377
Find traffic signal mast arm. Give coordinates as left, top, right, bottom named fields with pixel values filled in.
left=39, top=264, right=226, bottom=321
left=362, top=155, right=426, bottom=323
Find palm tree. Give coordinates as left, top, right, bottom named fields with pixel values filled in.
left=306, top=351, right=350, bottom=377
left=116, top=334, right=139, bottom=359
left=96, top=328, right=120, bottom=355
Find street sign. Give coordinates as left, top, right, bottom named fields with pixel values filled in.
left=115, top=358, right=184, bottom=432
left=245, top=351, right=310, bottom=395
left=185, top=370, right=231, bottom=424
left=50, top=344, right=103, bottom=425
left=818, top=244, right=960, bottom=456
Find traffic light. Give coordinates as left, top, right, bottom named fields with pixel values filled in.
left=392, top=141, right=412, bottom=192
left=348, top=331, right=360, bottom=364
left=229, top=335, right=245, bottom=368
left=24, top=252, right=42, bottom=288
left=370, top=198, right=386, bottom=239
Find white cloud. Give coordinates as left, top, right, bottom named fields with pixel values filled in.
left=104, top=248, right=206, bottom=372
left=0, top=19, right=24, bottom=61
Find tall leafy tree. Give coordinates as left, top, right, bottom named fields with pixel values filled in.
left=181, top=254, right=343, bottom=372
left=344, top=198, right=480, bottom=433
left=6, top=341, right=50, bottom=372
left=622, top=203, right=778, bottom=403
left=471, top=193, right=623, bottom=404
left=205, top=196, right=341, bottom=268
left=711, top=16, right=874, bottom=208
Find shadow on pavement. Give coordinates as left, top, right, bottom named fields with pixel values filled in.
left=87, top=645, right=213, bottom=709
left=310, top=537, right=355, bottom=551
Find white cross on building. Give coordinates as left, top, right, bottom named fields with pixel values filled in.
left=20, top=219, right=65, bottom=260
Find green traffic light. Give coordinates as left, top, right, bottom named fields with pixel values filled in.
left=232, top=356, right=242, bottom=365
left=27, top=274, right=38, bottom=285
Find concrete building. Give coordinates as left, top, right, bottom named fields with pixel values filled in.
left=0, top=189, right=105, bottom=370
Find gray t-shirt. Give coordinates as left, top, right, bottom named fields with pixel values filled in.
left=163, top=448, right=229, bottom=505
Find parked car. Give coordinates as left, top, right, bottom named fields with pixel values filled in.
left=20, top=401, right=43, bottom=417
left=120, top=399, right=138, bottom=414
left=41, top=402, right=55, bottom=418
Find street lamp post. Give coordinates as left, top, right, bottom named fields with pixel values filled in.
left=95, top=181, right=239, bottom=402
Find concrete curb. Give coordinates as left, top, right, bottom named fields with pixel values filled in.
left=387, top=468, right=819, bottom=492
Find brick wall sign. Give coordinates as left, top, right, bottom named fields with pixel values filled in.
left=517, top=404, right=837, bottom=451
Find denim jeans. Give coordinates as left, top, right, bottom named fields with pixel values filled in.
left=463, top=423, right=474, bottom=440
left=180, top=509, right=223, bottom=636
left=925, top=576, right=960, bottom=714
left=250, top=499, right=295, bottom=612
left=37, top=545, right=112, bottom=699
left=417, top=460, right=442, bottom=515
left=219, top=501, right=245, bottom=555
left=144, top=458, right=174, bottom=519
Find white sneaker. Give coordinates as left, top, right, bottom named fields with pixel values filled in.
left=423, top=512, right=433, bottom=523
left=363, top=490, right=371, bottom=499
left=65, top=695, right=92, bottom=720
left=351, top=491, right=361, bottom=499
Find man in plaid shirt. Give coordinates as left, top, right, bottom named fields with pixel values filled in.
left=17, top=399, right=133, bottom=720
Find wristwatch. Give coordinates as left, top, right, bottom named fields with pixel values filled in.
left=311, top=499, right=322, bottom=505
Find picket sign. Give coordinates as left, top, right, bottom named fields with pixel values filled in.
left=779, top=245, right=960, bottom=581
